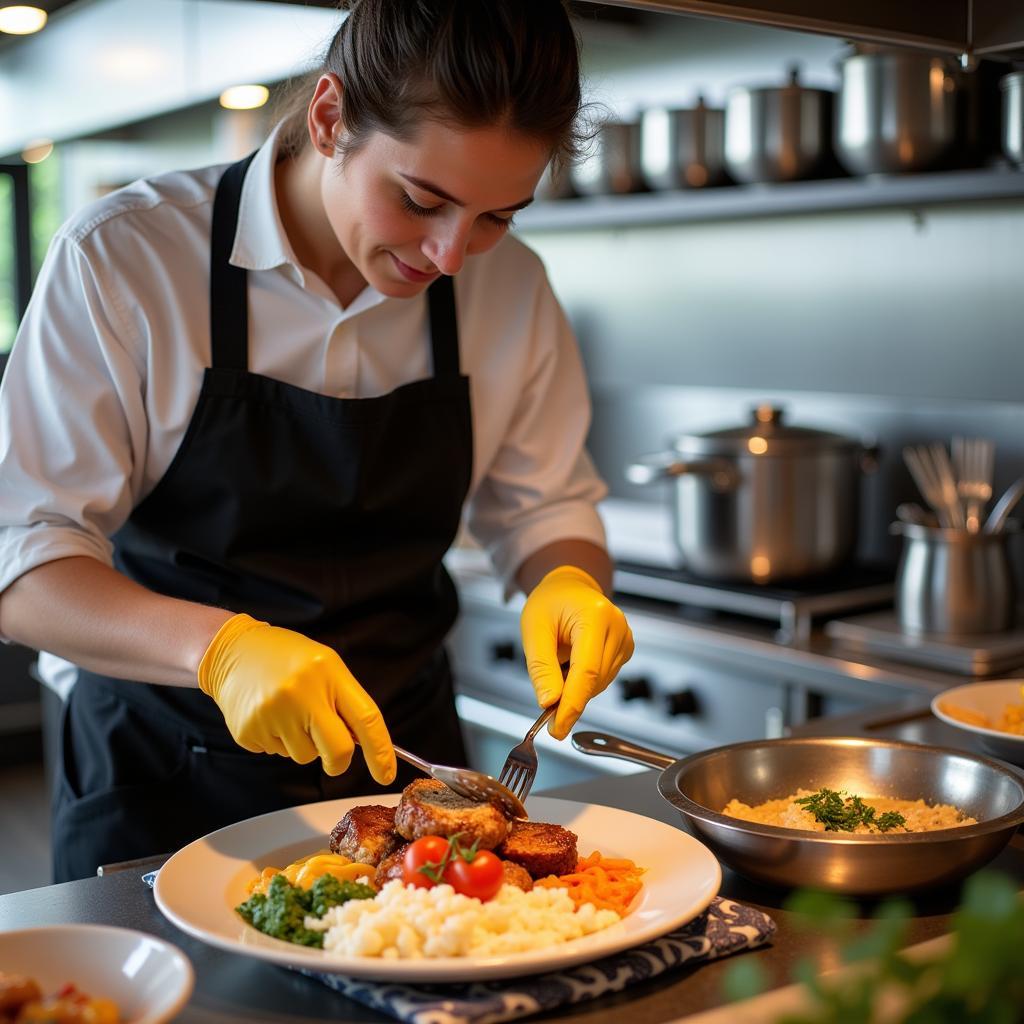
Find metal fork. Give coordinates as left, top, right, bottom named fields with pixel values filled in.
left=497, top=705, right=558, bottom=804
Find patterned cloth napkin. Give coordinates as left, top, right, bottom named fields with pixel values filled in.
left=142, top=871, right=774, bottom=1024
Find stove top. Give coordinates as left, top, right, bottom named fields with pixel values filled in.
left=613, top=560, right=895, bottom=643
left=826, top=609, right=1024, bottom=677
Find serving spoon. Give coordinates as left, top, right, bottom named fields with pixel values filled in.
left=392, top=744, right=528, bottom=820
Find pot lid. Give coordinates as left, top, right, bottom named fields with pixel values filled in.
left=673, top=405, right=861, bottom=456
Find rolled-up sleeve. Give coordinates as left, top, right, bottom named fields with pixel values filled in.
left=465, top=266, right=607, bottom=595
left=0, top=233, right=144, bottom=594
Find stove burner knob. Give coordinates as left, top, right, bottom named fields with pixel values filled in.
left=619, top=676, right=652, bottom=702
left=665, top=688, right=699, bottom=717
left=491, top=641, right=519, bottom=662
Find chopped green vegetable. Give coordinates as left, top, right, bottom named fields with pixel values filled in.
left=794, top=788, right=906, bottom=833
left=235, top=872, right=375, bottom=948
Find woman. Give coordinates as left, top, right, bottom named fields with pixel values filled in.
left=0, top=0, right=634, bottom=882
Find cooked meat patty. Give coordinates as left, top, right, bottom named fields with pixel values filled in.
left=501, top=859, right=533, bottom=892
left=495, top=821, right=579, bottom=878
left=329, top=804, right=403, bottom=866
left=374, top=843, right=533, bottom=892
left=394, top=778, right=510, bottom=849
left=374, top=841, right=412, bottom=888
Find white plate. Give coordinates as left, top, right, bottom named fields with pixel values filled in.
left=155, top=794, right=721, bottom=982
left=0, top=924, right=194, bottom=1024
left=932, top=679, right=1024, bottom=765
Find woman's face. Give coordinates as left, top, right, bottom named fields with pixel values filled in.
left=308, top=76, right=552, bottom=298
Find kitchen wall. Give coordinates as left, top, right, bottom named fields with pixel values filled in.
left=517, top=12, right=1024, bottom=571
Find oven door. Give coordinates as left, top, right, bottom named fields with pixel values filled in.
left=455, top=695, right=647, bottom=792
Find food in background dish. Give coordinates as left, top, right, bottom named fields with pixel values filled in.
left=722, top=786, right=976, bottom=833
left=0, top=974, right=119, bottom=1023
left=938, top=694, right=1024, bottom=736
left=235, top=778, right=644, bottom=958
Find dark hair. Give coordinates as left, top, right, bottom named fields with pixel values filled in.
left=276, top=0, right=585, bottom=172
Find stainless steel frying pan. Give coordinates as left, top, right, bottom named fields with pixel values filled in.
left=573, top=731, right=1024, bottom=895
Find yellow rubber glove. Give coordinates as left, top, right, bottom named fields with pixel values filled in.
left=197, top=613, right=396, bottom=783
left=520, top=565, right=635, bottom=740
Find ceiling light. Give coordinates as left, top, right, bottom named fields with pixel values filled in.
left=22, top=139, right=53, bottom=164
left=219, top=85, right=269, bottom=111
left=0, top=5, right=47, bottom=34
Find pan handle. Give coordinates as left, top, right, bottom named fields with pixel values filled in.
left=572, top=731, right=676, bottom=770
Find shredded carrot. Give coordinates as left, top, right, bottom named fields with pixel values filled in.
left=534, top=850, right=646, bottom=916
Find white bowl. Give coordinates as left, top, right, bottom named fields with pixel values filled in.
left=0, top=924, right=193, bottom=1023
left=932, top=680, right=1024, bottom=765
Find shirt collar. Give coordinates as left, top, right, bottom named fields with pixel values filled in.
left=229, top=121, right=294, bottom=273
left=228, top=124, right=388, bottom=317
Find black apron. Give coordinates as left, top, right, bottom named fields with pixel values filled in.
left=52, top=153, right=472, bottom=881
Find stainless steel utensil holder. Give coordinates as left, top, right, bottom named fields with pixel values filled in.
left=893, top=521, right=1018, bottom=636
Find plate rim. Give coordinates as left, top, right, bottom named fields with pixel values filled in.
left=154, top=794, right=722, bottom=982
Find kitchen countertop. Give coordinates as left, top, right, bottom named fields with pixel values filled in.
left=2, top=706, right=1022, bottom=1023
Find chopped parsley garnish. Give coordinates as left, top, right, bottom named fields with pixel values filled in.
left=794, top=788, right=907, bottom=833
left=235, top=872, right=375, bottom=948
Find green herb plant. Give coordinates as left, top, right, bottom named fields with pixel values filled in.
left=723, top=870, right=1024, bottom=1023
left=236, top=872, right=376, bottom=948
left=794, top=788, right=906, bottom=833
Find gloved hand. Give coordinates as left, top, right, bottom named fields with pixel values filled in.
left=520, top=566, right=635, bottom=740
left=197, top=613, right=396, bottom=783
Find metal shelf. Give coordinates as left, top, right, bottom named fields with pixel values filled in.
left=587, top=0, right=1024, bottom=58
left=516, top=167, right=1024, bottom=231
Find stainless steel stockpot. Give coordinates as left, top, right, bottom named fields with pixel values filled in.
left=1002, top=71, right=1024, bottom=166
left=626, top=405, right=875, bottom=584
left=573, top=731, right=1024, bottom=895
left=724, top=67, right=836, bottom=184
left=568, top=119, right=646, bottom=196
left=835, top=48, right=959, bottom=175
left=640, top=97, right=730, bottom=190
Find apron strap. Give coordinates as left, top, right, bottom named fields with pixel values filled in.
left=427, top=275, right=460, bottom=378
left=209, top=151, right=258, bottom=371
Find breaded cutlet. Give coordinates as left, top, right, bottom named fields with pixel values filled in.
left=393, top=778, right=510, bottom=849
left=495, top=820, right=579, bottom=878
left=329, top=804, right=403, bottom=866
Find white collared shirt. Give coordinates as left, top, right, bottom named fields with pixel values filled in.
left=0, top=126, right=607, bottom=689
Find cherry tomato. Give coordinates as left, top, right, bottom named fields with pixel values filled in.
left=443, top=849, right=503, bottom=902
left=401, top=835, right=450, bottom=889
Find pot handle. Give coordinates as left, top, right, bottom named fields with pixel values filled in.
left=625, top=453, right=739, bottom=491
left=571, top=730, right=677, bottom=770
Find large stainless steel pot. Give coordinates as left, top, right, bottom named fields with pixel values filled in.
left=640, top=97, right=730, bottom=190
left=568, top=119, right=645, bottom=196
left=626, top=405, right=875, bottom=584
left=724, top=67, right=836, bottom=184
left=1002, top=71, right=1024, bottom=166
left=573, top=731, right=1024, bottom=895
left=836, top=47, right=959, bottom=175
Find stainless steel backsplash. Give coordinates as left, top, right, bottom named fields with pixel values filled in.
left=519, top=200, right=1024, bottom=578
